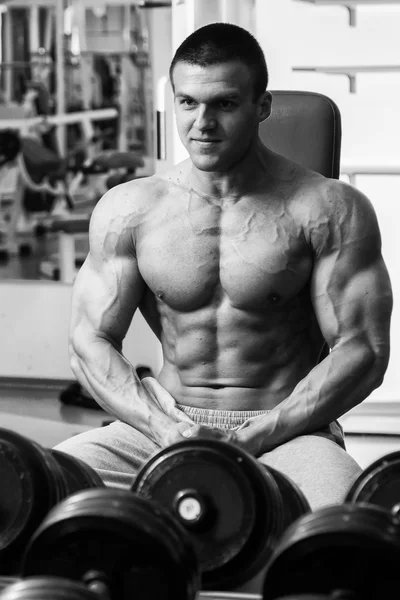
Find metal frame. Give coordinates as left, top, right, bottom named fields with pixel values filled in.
left=293, top=0, right=400, bottom=26
left=292, top=65, right=400, bottom=93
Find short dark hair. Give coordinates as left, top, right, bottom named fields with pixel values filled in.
left=169, top=22, right=268, bottom=100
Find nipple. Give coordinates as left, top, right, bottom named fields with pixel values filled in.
left=268, top=293, right=281, bottom=305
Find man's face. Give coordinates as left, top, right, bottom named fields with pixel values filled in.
left=172, top=60, right=269, bottom=172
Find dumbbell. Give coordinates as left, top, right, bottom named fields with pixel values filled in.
left=131, top=439, right=311, bottom=591
left=262, top=503, right=400, bottom=600
left=273, top=597, right=349, bottom=600
left=0, top=577, right=97, bottom=599
left=19, top=488, right=200, bottom=600
left=345, top=450, right=400, bottom=515
left=199, top=596, right=352, bottom=600
left=0, top=579, right=17, bottom=594
left=0, top=428, right=104, bottom=574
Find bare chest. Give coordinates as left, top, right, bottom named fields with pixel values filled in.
left=136, top=196, right=312, bottom=311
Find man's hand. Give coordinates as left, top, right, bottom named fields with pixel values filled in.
left=165, top=422, right=258, bottom=453
left=235, top=415, right=269, bottom=456
left=140, top=377, right=267, bottom=456
left=165, top=422, right=240, bottom=447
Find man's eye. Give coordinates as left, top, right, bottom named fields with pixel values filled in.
left=181, top=99, right=196, bottom=107
left=219, top=100, right=235, bottom=109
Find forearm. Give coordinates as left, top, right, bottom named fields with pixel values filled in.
left=240, top=340, right=388, bottom=456
left=70, top=336, right=178, bottom=446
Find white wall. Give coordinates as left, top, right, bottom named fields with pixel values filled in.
left=254, top=0, right=400, bottom=402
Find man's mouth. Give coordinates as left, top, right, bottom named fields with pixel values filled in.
left=192, top=139, right=221, bottom=145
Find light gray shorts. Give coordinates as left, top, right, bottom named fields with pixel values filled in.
left=55, top=404, right=360, bottom=510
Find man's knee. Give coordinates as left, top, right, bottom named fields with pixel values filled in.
left=258, top=435, right=362, bottom=511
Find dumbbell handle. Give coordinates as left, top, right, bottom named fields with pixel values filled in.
left=82, top=571, right=111, bottom=600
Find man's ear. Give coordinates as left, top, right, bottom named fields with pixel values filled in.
left=258, top=91, right=272, bottom=123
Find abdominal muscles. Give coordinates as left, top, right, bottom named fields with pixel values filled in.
left=157, top=287, right=325, bottom=410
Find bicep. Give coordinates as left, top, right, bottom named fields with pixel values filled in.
left=310, top=185, right=392, bottom=352
left=71, top=253, right=145, bottom=348
left=70, top=191, right=146, bottom=349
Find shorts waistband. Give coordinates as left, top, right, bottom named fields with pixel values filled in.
left=176, top=404, right=346, bottom=450
left=176, top=404, right=270, bottom=429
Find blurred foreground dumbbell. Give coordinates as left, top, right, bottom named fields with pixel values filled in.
left=0, top=577, right=97, bottom=600
left=132, top=439, right=311, bottom=591
left=0, top=428, right=104, bottom=574
left=262, top=503, right=400, bottom=600
left=0, top=579, right=16, bottom=594
left=272, top=597, right=347, bottom=600
left=345, top=450, right=400, bottom=515
left=18, top=488, right=200, bottom=600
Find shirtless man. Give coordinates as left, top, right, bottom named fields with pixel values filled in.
left=55, top=23, right=392, bottom=509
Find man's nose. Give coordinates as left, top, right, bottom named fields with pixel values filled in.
left=194, top=105, right=216, bottom=130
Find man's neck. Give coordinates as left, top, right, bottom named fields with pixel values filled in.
left=189, top=140, right=273, bottom=204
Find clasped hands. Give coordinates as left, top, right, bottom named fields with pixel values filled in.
left=141, top=376, right=263, bottom=457
left=167, top=418, right=263, bottom=457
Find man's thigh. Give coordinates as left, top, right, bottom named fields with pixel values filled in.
left=258, top=435, right=363, bottom=511
left=54, top=421, right=159, bottom=489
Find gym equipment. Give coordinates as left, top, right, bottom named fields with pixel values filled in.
left=0, top=580, right=264, bottom=600
left=0, top=131, right=21, bottom=169
left=0, top=107, right=119, bottom=260
left=266, top=466, right=309, bottom=533
left=272, top=597, right=337, bottom=600
left=132, top=439, right=310, bottom=590
left=0, top=579, right=17, bottom=593
left=262, top=503, right=400, bottom=600
left=21, top=488, right=200, bottom=600
left=199, top=594, right=262, bottom=600
left=0, top=428, right=104, bottom=574
left=345, top=450, right=400, bottom=515
left=259, top=91, right=341, bottom=179
left=49, top=450, right=104, bottom=492
left=41, top=144, right=145, bottom=282
left=0, top=577, right=96, bottom=600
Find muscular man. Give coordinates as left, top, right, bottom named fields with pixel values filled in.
left=55, top=23, right=392, bottom=509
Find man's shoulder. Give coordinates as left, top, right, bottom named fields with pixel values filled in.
left=295, top=173, right=378, bottom=253
left=292, top=168, right=370, bottom=216
left=270, top=152, right=348, bottom=212
left=93, top=166, right=188, bottom=217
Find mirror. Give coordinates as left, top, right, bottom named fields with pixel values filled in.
left=0, top=1, right=166, bottom=282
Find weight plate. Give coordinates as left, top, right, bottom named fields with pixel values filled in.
left=197, top=593, right=331, bottom=600
left=0, top=577, right=96, bottom=600
left=50, top=451, right=104, bottom=493
left=0, top=429, right=66, bottom=572
left=273, top=597, right=333, bottom=600
left=263, top=503, right=400, bottom=600
left=199, top=594, right=263, bottom=600
left=132, top=439, right=284, bottom=590
left=266, top=467, right=310, bottom=532
left=0, top=578, right=18, bottom=592
left=22, top=488, right=200, bottom=600
left=345, top=450, right=400, bottom=515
